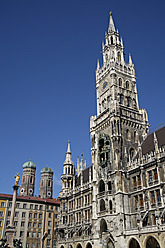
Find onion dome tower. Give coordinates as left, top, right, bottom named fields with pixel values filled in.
left=19, top=159, right=36, bottom=197
left=61, top=140, right=74, bottom=191
left=39, top=166, right=53, bottom=199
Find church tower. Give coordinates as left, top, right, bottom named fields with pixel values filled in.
left=61, top=140, right=74, bottom=191
left=39, top=166, right=53, bottom=199
left=19, top=160, right=36, bottom=197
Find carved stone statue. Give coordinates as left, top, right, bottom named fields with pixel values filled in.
left=14, top=173, right=20, bottom=186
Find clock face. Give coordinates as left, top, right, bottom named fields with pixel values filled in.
left=103, top=81, right=108, bottom=89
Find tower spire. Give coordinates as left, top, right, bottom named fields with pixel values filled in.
left=108, top=11, right=116, bottom=32
left=64, top=140, right=73, bottom=165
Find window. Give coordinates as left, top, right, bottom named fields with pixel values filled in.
left=23, top=204, right=26, bottom=209
left=150, top=191, right=155, bottom=204
left=47, top=239, right=50, bottom=246
left=26, top=243, right=29, bottom=248
left=34, top=213, right=37, bottom=218
left=133, top=177, right=137, bottom=187
left=49, top=213, right=51, bottom=218
left=30, top=204, right=33, bottom=209
left=156, top=190, right=161, bottom=202
left=119, top=78, right=122, bottom=87
left=22, top=212, right=26, bottom=218
left=120, top=94, right=124, bottom=105
left=126, top=81, right=129, bottom=89
left=27, top=232, right=30, bottom=238
left=0, top=211, right=3, bottom=217
left=14, top=221, right=18, bottom=226
left=35, top=205, right=38, bottom=210
left=51, top=206, right=53, bottom=210
left=55, top=206, right=58, bottom=211
left=28, top=222, right=32, bottom=227
left=55, top=214, right=58, bottom=218
left=137, top=175, right=141, bottom=186
left=21, top=222, right=24, bottom=227
left=118, top=52, right=121, bottom=62
left=139, top=194, right=143, bottom=206
left=127, top=97, right=132, bottom=107
left=33, top=222, right=37, bottom=228
left=38, top=223, right=41, bottom=228
left=39, top=205, right=43, bottom=210
left=9, top=202, right=12, bottom=208
left=15, top=212, right=18, bottom=217
left=48, top=229, right=51, bottom=235
left=16, top=203, right=20, bottom=208
left=1, top=202, right=5, bottom=207
left=7, top=211, right=11, bottom=217
left=6, top=221, right=10, bottom=226
left=32, top=243, right=35, bottom=248
left=148, top=171, right=152, bottom=182
left=20, top=231, right=24, bottom=237
left=29, top=213, right=32, bottom=218
left=39, top=213, right=42, bottom=219
left=48, top=221, right=51, bottom=227
left=0, top=220, right=2, bottom=227
left=37, top=244, right=40, bottom=248
left=37, top=232, right=41, bottom=238
left=100, top=199, right=106, bottom=211
left=32, top=232, right=36, bottom=238
left=153, top=169, right=158, bottom=180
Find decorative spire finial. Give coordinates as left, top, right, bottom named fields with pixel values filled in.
left=108, top=11, right=115, bottom=32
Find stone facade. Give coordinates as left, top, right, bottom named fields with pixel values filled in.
left=57, top=13, right=165, bottom=248
left=0, top=193, right=60, bottom=248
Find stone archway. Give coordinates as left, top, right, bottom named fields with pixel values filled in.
left=76, top=244, right=83, bottom=248
left=146, top=236, right=160, bottom=248
left=86, top=242, right=92, bottom=248
left=129, top=238, right=140, bottom=248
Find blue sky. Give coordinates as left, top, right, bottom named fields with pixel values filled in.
left=0, top=0, right=165, bottom=198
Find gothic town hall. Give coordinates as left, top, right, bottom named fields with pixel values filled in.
left=57, top=12, right=165, bottom=248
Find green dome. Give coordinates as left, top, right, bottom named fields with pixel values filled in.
left=41, top=166, right=53, bottom=174
left=23, top=160, right=36, bottom=169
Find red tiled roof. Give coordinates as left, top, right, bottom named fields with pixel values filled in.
left=0, top=193, right=60, bottom=205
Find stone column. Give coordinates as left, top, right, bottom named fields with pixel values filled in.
left=6, top=185, right=19, bottom=248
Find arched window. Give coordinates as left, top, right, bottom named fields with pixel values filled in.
left=118, top=52, right=121, bottom=62
left=68, top=167, right=70, bottom=174
left=126, top=129, right=131, bottom=140
left=100, top=218, right=107, bottom=233
left=77, top=244, right=83, bottom=248
left=48, top=180, right=51, bottom=187
left=86, top=243, right=92, bottom=248
left=109, top=200, right=113, bottom=213
left=30, top=176, right=32, bottom=184
left=126, top=81, right=129, bottom=89
left=65, top=168, right=67, bottom=174
left=108, top=181, right=112, bottom=191
left=129, top=238, right=140, bottom=248
left=119, top=78, right=122, bottom=87
left=130, top=148, right=135, bottom=160
left=146, top=236, right=160, bottom=248
left=98, top=180, right=105, bottom=193
left=100, top=199, right=106, bottom=211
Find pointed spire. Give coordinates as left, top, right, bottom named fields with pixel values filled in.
left=64, top=140, right=73, bottom=165
left=108, top=11, right=116, bottom=32
left=129, top=53, right=133, bottom=65
left=97, top=59, right=100, bottom=70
